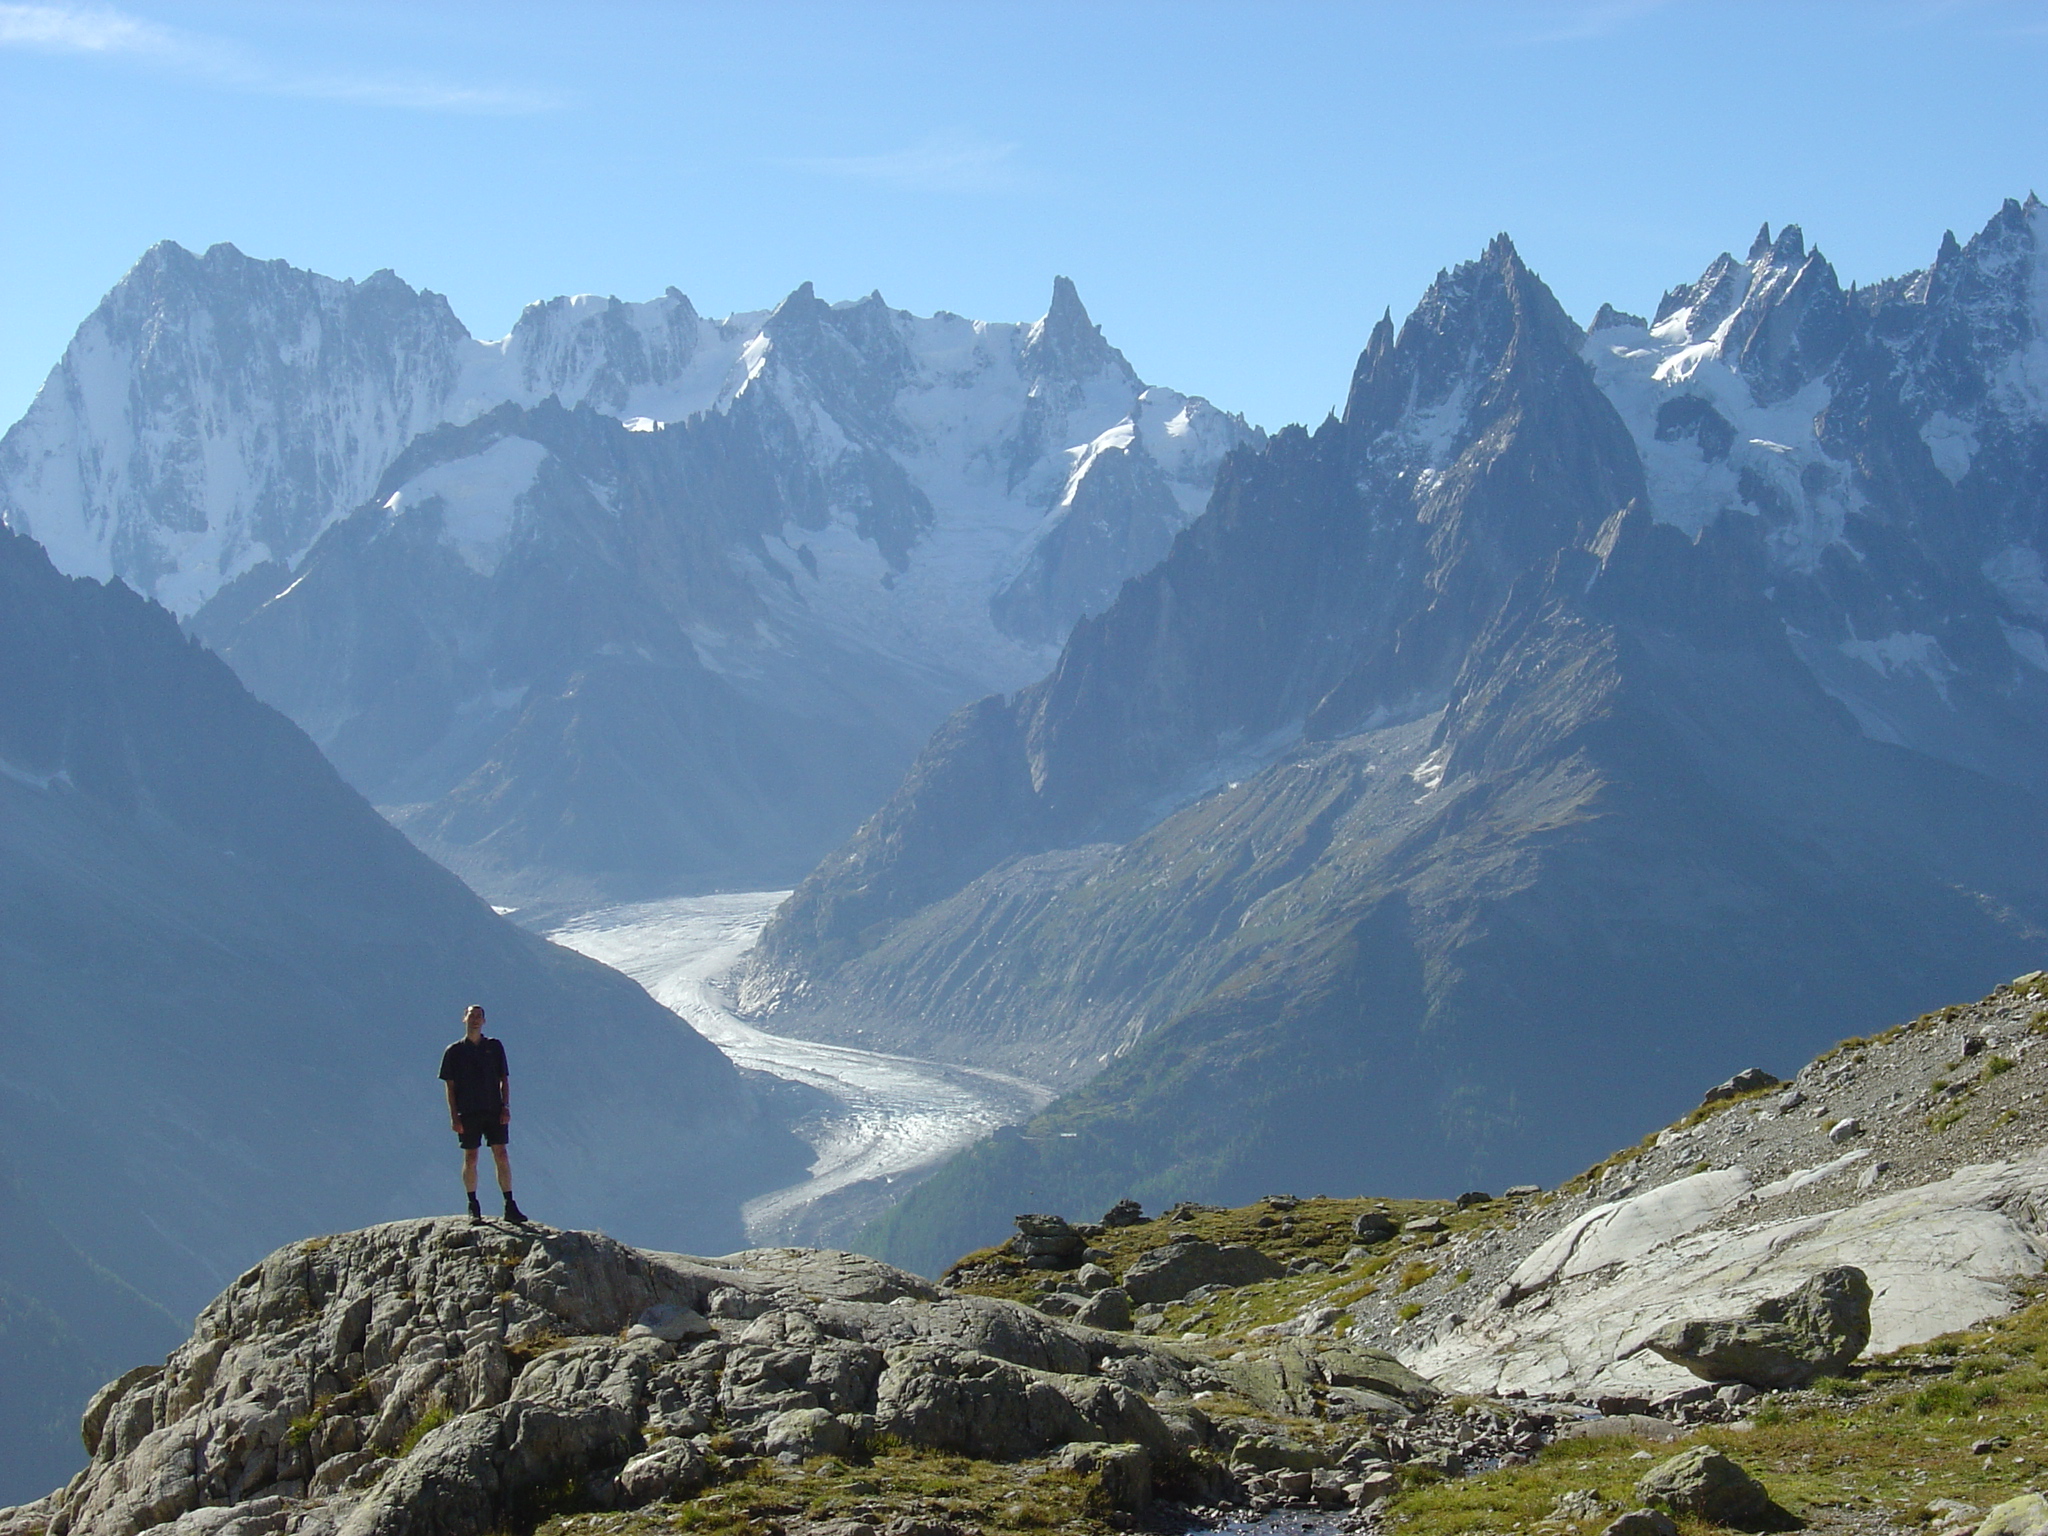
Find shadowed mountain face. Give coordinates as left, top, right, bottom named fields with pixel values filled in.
left=1, top=244, right=1257, bottom=904
left=0, top=524, right=810, bottom=1500
left=736, top=207, right=2048, bottom=1276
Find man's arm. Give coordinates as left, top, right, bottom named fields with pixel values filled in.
left=498, top=1075, right=510, bottom=1125
left=445, top=1081, right=461, bottom=1132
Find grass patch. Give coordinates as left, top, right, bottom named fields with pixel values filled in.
left=1397, top=1261, right=1438, bottom=1292
left=1986, top=1055, right=2017, bottom=1079
left=397, top=1403, right=452, bottom=1457
left=536, top=1443, right=1114, bottom=1536
left=505, top=1329, right=570, bottom=1366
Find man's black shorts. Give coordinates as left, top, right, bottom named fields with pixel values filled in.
left=458, top=1114, right=508, bottom=1149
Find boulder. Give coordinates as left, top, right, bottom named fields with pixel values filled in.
left=1011, top=1214, right=1086, bottom=1270
left=1073, top=1288, right=1133, bottom=1331
left=1100, top=1200, right=1145, bottom=1228
left=1208, top=1341, right=1437, bottom=1417
left=1048, top=1441, right=1152, bottom=1511
left=1645, top=1266, right=1871, bottom=1389
left=1121, top=1240, right=1284, bottom=1304
left=1352, top=1211, right=1398, bottom=1242
left=1074, top=1263, right=1115, bottom=1293
left=1228, top=1431, right=1328, bottom=1472
left=1636, top=1446, right=1802, bottom=1531
left=614, top=1436, right=706, bottom=1506
left=1703, top=1069, right=1782, bottom=1106
left=1315, top=1346, right=1440, bottom=1407
left=1978, top=1494, right=2048, bottom=1536
left=1602, top=1512, right=1680, bottom=1536
left=872, top=1347, right=1170, bottom=1460
left=762, top=1406, right=854, bottom=1459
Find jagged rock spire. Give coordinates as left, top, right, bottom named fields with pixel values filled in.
left=1020, top=274, right=1129, bottom=382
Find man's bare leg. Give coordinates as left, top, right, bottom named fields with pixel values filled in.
left=462, top=1147, right=480, bottom=1194
left=491, top=1144, right=513, bottom=1194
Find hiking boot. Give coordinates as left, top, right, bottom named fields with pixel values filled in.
left=466, top=1194, right=482, bottom=1223
left=503, top=1196, right=529, bottom=1225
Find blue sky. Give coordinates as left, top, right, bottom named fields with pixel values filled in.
left=2, top=1, right=2044, bottom=432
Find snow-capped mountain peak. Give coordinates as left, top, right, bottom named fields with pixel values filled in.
left=0, top=251, right=1240, bottom=633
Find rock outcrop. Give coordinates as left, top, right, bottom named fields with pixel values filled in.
left=1645, top=1267, right=1872, bottom=1388
left=1121, top=1241, right=1285, bottom=1305
left=0, top=1218, right=1432, bottom=1536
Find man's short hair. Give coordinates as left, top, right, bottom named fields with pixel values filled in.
left=464, top=1004, right=485, bottom=1024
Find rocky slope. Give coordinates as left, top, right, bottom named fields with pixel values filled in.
left=738, top=200, right=2048, bottom=1264
left=13, top=976, right=2048, bottom=1536
left=934, top=970, right=2048, bottom=1405
left=0, top=244, right=1257, bottom=901
left=0, top=523, right=807, bottom=1501
left=0, top=1216, right=1434, bottom=1536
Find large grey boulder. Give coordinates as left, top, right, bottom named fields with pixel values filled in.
left=337, top=1395, right=640, bottom=1536
left=872, top=1347, right=1172, bottom=1459
left=1645, top=1267, right=1871, bottom=1389
left=1073, top=1288, right=1133, bottom=1331
left=1121, top=1240, right=1284, bottom=1304
left=1048, top=1441, right=1152, bottom=1511
left=1204, top=1340, right=1438, bottom=1418
left=1636, top=1447, right=1801, bottom=1531
left=1978, top=1494, right=2048, bottom=1536
left=1011, top=1215, right=1086, bottom=1269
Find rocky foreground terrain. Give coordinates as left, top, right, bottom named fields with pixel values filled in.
left=10, top=972, right=2048, bottom=1536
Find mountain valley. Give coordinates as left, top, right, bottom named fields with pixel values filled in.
left=736, top=200, right=2048, bottom=1273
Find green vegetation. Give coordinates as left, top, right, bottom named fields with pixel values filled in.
left=535, top=1445, right=1112, bottom=1536
left=397, top=1403, right=452, bottom=1457
left=940, top=1192, right=1522, bottom=1343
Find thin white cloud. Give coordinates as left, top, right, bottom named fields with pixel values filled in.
left=786, top=131, right=1019, bottom=193
left=1504, top=0, right=1672, bottom=45
left=0, top=3, right=558, bottom=113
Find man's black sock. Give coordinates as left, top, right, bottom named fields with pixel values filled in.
left=466, top=1191, right=482, bottom=1214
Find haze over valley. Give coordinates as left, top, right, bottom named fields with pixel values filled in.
left=2, top=7, right=2045, bottom=1525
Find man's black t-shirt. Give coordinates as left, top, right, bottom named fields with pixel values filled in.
left=439, top=1036, right=509, bottom=1120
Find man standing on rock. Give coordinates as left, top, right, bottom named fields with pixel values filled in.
left=439, top=1005, right=528, bottom=1224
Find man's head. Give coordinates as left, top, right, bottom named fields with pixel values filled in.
left=464, top=1004, right=485, bottom=1040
